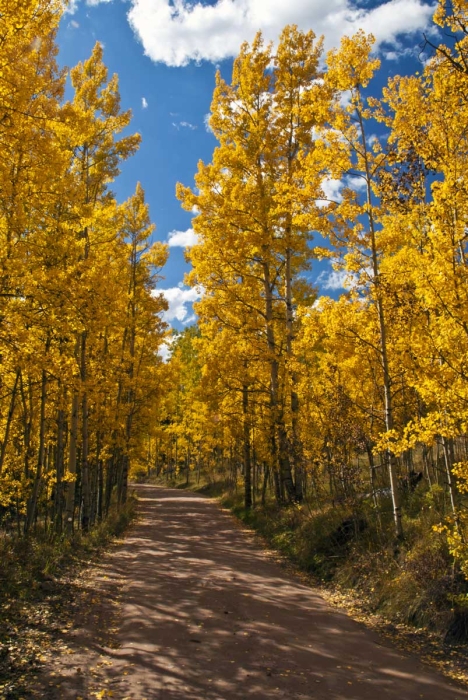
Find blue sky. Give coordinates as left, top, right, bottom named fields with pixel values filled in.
left=59, top=0, right=437, bottom=327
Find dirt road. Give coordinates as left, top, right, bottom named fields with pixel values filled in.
left=41, top=485, right=468, bottom=699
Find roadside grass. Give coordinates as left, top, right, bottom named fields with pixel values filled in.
left=0, top=496, right=137, bottom=700
left=0, top=498, right=137, bottom=600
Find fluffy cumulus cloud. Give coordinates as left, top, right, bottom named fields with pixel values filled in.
left=317, top=267, right=356, bottom=291
left=124, top=0, right=434, bottom=67
left=346, top=174, right=367, bottom=192
left=159, top=285, right=201, bottom=322
left=316, top=177, right=343, bottom=208
left=167, top=228, right=199, bottom=247
left=142, top=96, right=148, bottom=109
left=69, top=0, right=434, bottom=66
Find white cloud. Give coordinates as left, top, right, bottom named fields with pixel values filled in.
left=204, top=114, right=213, bottom=133
left=63, top=0, right=79, bottom=13
left=317, top=269, right=348, bottom=291
left=339, top=90, right=353, bottom=109
left=182, top=314, right=197, bottom=325
left=316, top=177, right=343, bottom=208
left=346, top=174, right=367, bottom=192
left=317, top=267, right=358, bottom=291
left=66, top=0, right=112, bottom=9
left=172, top=120, right=197, bottom=130
left=159, top=285, right=201, bottom=322
left=167, top=228, right=199, bottom=248
left=159, top=343, right=172, bottom=362
left=158, top=335, right=176, bottom=362
left=125, top=0, right=434, bottom=67
left=69, top=19, right=80, bottom=28
left=142, top=96, right=148, bottom=109
left=380, top=37, right=414, bottom=62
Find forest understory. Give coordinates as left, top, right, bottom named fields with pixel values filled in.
left=0, top=498, right=137, bottom=700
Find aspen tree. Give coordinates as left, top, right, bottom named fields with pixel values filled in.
left=64, top=43, right=140, bottom=529
left=0, top=2, right=170, bottom=534
left=178, top=27, right=328, bottom=502
left=117, top=184, right=168, bottom=503
left=367, top=0, right=468, bottom=552
left=312, top=31, right=404, bottom=538
left=0, top=0, right=69, bottom=528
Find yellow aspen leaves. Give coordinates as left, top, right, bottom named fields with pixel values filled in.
left=169, top=4, right=468, bottom=572
left=0, top=2, right=168, bottom=533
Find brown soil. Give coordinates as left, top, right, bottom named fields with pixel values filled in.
left=32, top=485, right=468, bottom=699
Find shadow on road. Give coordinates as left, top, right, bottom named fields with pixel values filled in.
left=42, top=485, right=468, bottom=700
